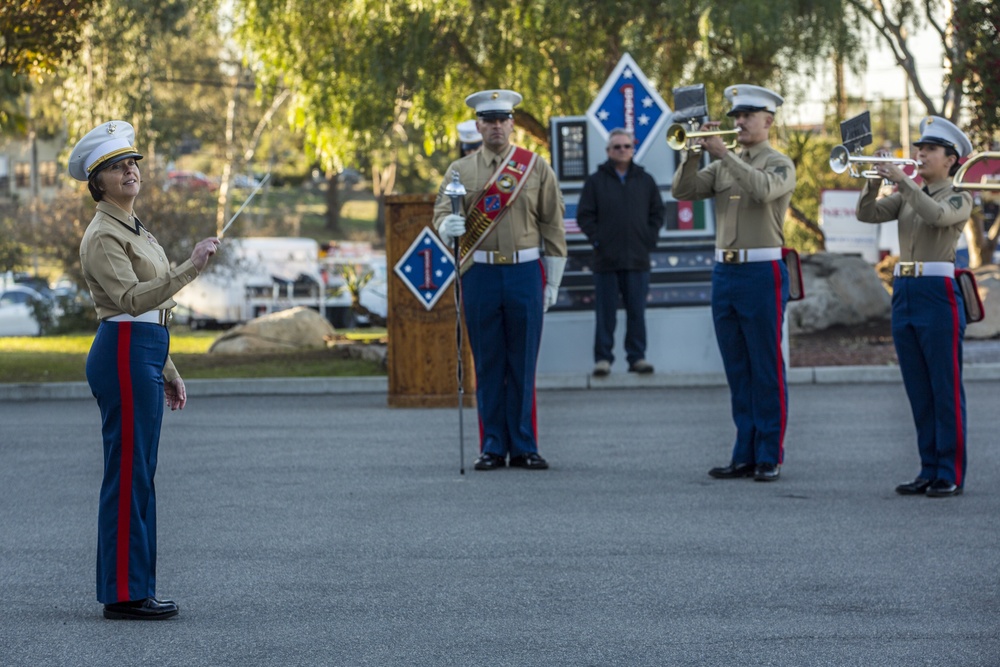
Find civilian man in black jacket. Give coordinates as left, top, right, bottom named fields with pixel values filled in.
left=577, top=128, right=666, bottom=376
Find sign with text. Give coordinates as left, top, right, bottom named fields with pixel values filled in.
left=586, top=53, right=671, bottom=163
left=820, top=190, right=883, bottom=263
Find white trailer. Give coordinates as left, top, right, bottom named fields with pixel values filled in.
left=173, top=237, right=352, bottom=329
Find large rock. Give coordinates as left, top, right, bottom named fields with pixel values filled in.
left=966, top=265, right=1000, bottom=339
left=208, top=307, right=336, bottom=354
left=787, top=252, right=891, bottom=334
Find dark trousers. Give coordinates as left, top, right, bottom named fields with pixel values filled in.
left=712, top=261, right=789, bottom=467
left=892, top=276, right=967, bottom=487
left=593, top=270, right=650, bottom=365
left=461, top=260, right=545, bottom=458
left=87, top=321, right=168, bottom=604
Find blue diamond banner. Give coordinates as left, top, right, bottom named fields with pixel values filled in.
left=393, top=227, right=456, bottom=311
left=586, top=53, right=671, bottom=163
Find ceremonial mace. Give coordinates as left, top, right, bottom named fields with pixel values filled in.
left=444, top=171, right=467, bottom=475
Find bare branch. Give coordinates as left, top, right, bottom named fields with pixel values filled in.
left=845, top=0, right=941, bottom=116
left=243, top=88, right=291, bottom=163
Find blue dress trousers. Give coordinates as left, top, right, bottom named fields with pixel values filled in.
left=86, top=320, right=168, bottom=604
left=461, top=260, right=545, bottom=459
left=712, top=259, right=790, bottom=467
left=891, top=275, right=967, bottom=487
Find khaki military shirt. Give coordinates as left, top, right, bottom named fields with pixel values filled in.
left=433, top=144, right=567, bottom=259
left=671, top=140, right=795, bottom=249
left=856, top=177, right=972, bottom=262
left=80, top=201, right=200, bottom=382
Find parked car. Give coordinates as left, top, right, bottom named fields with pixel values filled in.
left=164, top=170, right=217, bottom=192
left=231, top=174, right=262, bottom=189
left=0, top=285, right=59, bottom=336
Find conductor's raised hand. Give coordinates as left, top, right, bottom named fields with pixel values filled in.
left=191, top=237, right=221, bottom=271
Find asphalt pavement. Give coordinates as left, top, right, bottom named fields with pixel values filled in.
left=1, top=376, right=999, bottom=666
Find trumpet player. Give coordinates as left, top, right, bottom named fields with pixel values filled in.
left=672, top=84, right=796, bottom=482
left=855, top=116, right=974, bottom=498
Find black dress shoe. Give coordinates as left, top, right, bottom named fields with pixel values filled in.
left=926, top=479, right=963, bottom=498
left=103, top=597, right=179, bottom=620
left=508, top=453, right=549, bottom=470
left=473, top=453, right=506, bottom=471
left=895, top=477, right=932, bottom=495
left=754, top=463, right=780, bottom=481
left=708, top=462, right=756, bottom=479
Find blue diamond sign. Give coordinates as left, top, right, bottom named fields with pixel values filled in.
left=586, top=53, right=671, bottom=163
left=394, top=227, right=456, bottom=310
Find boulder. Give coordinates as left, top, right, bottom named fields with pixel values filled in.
left=208, top=307, right=336, bottom=354
left=966, top=265, right=1000, bottom=339
left=787, top=252, right=891, bottom=334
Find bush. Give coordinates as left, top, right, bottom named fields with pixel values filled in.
left=51, top=293, right=99, bottom=334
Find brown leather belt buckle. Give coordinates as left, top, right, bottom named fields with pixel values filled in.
left=722, top=250, right=739, bottom=264
left=898, top=262, right=916, bottom=277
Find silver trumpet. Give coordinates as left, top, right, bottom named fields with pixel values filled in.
left=829, top=144, right=921, bottom=179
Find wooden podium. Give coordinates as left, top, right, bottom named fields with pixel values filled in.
left=385, top=194, right=475, bottom=408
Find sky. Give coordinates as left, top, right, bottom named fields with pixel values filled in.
left=782, top=26, right=947, bottom=128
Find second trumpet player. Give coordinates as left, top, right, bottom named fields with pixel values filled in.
left=671, top=84, right=796, bottom=483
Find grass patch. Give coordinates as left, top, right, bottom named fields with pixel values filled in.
left=0, top=331, right=386, bottom=383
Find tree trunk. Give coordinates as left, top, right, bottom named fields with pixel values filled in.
left=788, top=204, right=826, bottom=249
left=216, top=81, right=237, bottom=234
left=965, top=207, right=1000, bottom=269
left=372, top=163, right=395, bottom=242
left=325, top=170, right=341, bottom=233
left=834, top=53, right=847, bottom=125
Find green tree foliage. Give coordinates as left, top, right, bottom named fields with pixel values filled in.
left=844, top=0, right=997, bottom=136
left=55, top=0, right=218, bottom=157
left=0, top=0, right=96, bottom=128
left=233, top=0, right=857, bottom=176
left=0, top=210, right=26, bottom=272
left=952, top=1, right=999, bottom=150
left=0, top=0, right=96, bottom=76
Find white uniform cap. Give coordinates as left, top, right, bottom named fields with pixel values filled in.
left=68, top=120, right=143, bottom=182
left=914, top=116, right=973, bottom=158
left=457, top=119, right=482, bottom=143
left=724, top=84, right=784, bottom=116
left=465, top=89, right=522, bottom=120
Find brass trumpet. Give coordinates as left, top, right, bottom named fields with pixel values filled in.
left=829, top=144, right=921, bottom=179
left=952, top=152, right=1000, bottom=191
left=666, top=123, right=739, bottom=152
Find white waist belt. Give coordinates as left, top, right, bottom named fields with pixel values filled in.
left=893, top=261, right=954, bottom=278
left=472, top=248, right=541, bottom=265
left=105, top=310, right=170, bottom=325
left=715, top=247, right=783, bottom=264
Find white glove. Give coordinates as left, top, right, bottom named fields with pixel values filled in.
left=543, top=255, right=567, bottom=312
left=437, top=214, right=466, bottom=246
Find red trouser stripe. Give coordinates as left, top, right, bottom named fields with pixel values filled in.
left=771, top=261, right=787, bottom=460
left=115, top=323, right=135, bottom=601
left=945, top=279, right=965, bottom=486
left=533, top=259, right=544, bottom=449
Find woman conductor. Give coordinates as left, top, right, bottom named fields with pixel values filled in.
left=855, top=116, right=974, bottom=498
left=69, top=121, right=220, bottom=619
